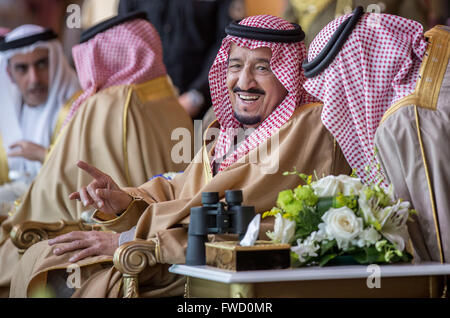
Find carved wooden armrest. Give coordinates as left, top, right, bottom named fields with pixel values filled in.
left=113, top=240, right=157, bottom=298
left=10, top=219, right=103, bottom=253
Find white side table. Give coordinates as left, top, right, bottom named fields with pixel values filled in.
left=169, top=262, right=450, bottom=298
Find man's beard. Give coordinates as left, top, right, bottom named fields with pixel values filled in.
left=233, top=111, right=261, bottom=126
left=231, top=86, right=265, bottom=126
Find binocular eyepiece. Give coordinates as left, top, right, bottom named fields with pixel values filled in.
left=185, top=190, right=255, bottom=265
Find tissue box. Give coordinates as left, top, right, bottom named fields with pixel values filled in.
left=205, top=240, right=291, bottom=271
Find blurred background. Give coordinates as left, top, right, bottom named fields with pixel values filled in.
left=1, top=0, right=449, bottom=118
left=2, top=0, right=448, bottom=64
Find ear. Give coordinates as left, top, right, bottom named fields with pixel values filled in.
left=6, top=62, right=15, bottom=84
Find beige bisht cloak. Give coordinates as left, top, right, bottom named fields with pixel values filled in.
left=375, top=26, right=450, bottom=263
left=11, top=103, right=351, bottom=298
left=1, top=75, right=194, bottom=297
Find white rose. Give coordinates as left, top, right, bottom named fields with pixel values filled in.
left=311, top=175, right=363, bottom=197
left=322, top=207, right=363, bottom=250
left=266, top=213, right=296, bottom=244
left=335, top=175, right=364, bottom=195
left=311, top=175, right=340, bottom=197
left=353, top=227, right=382, bottom=247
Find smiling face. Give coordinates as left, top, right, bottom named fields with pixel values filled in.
left=7, top=48, right=50, bottom=106
left=226, top=43, right=287, bottom=128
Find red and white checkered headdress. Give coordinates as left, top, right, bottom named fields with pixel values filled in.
left=209, top=15, right=316, bottom=172
left=303, top=13, right=427, bottom=184
left=62, top=18, right=167, bottom=128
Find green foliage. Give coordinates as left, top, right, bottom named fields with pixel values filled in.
left=283, top=200, right=304, bottom=219
left=294, top=186, right=318, bottom=206
left=351, top=246, right=387, bottom=264
left=292, top=204, right=323, bottom=240
left=276, top=189, right=294, bottom=210
left=320, top=240, right=337, bottom=256
left=275, top=182, right=322, bottom=239
left=318, top=253, right=339, bottom=267
left=270, top=168, right=413, bottom=268
left=335, top=194, right=358, bottom=211
left=289, top=238, right=412, bottom=267
left=363, top=186, right=392, bottom=208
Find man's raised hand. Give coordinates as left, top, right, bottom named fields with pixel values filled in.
left=69, top=160, right=132, bottom=216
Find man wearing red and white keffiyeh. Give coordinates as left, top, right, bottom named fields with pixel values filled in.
left=210, top=15, right=318, bottom=174
left=303, top=11, right=427, bottom=186
left=9, top=15, right=353, bottom=298
left=304, top=11, right=450, bottom=265
left=62, top=18, right=167, bottom=130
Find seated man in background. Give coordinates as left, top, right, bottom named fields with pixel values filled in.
left=0, top=25, right=80, bottom=216
left=118, top=0, right=243, bottom=120
left=10, top=15, right=351, bottom=298
left=302, top=7, right=449, bottom=264
left=0, top=12, right=194, bottom=297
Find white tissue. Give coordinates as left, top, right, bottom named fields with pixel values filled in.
left=239, top=214, right=260, bottom=246
left=80, top=209, right=96, bottom=224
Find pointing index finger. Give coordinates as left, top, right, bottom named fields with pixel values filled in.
left=77, top=160, right=106, bottom=180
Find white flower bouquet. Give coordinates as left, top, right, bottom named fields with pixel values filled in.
left=263, top=170, right=416, bottom=267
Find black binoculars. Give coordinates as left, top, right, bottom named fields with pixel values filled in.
left=185, top=190, right=255, bottom=265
